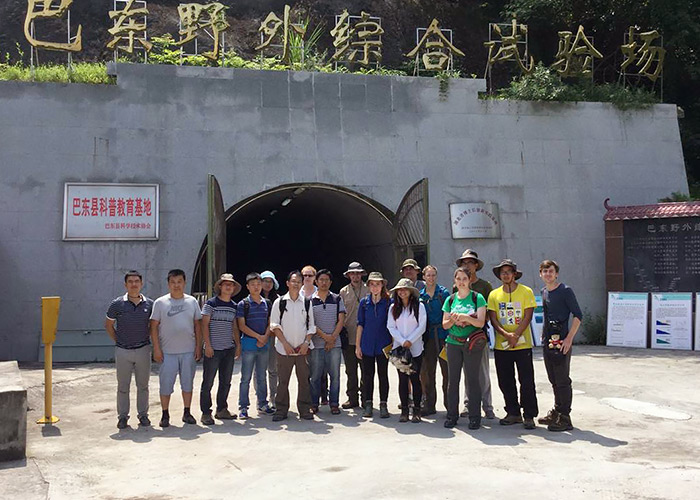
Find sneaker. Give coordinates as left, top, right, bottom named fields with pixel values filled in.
left=444, top=417, right=457, bottom=428
left=330, top=406, right=341, bottom=415
left=484, top=409, right=496, bottom=420
left=341, top=400, right=359, bottom=409
left=215, top=409, right=237, bottom=420
left=182, top=412, right=197, bottom=425
left=379, top=402, right=390, bottom=419
left=272, top=413, right=287, bottom=422
left=138, top=415, right=151, bottom=427
left=117, top=417, right=128, bottom=429
left=201, top=413, right=215, bottom=425
left=523, top=417, right=536, bottom=429
left=538, top=409, right=559, bottom=426
left=159, top=415, right=170, bottom=428
left=548, top=413, right=574, bottom=432
left=499, top=414, right=523, bottom=426
left=468, top=417, right=481, bottom=430
left=239, top=408, right=249, bottom=420
left=362, top=401, right=373, bottom=418
left=258, top=404, right=275, bottom=415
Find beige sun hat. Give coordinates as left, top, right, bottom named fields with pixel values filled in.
left=456, top=248, right=484, bottom=271
left=492, top=259, right=523, bottom=280
left=390, top=278, right=420, bottom=299
left=400, top=258, right=421, bottom=271
left=214, top=273, right=242, bottom=296
left=343, top=261, right=367, bottom=277
left=366, top=271, right=387, bottom=285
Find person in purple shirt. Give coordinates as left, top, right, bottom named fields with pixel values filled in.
left=355, top=272, right=392, bottom=419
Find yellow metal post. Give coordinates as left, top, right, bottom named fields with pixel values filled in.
left=37, top=296, right=60, bottom=425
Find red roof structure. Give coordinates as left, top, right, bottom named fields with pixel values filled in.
left=603, top=198, right=700, bottom=221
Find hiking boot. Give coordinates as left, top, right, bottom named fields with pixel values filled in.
left=468, top=417, right=481, bottom=430
left=182, top=412, right=197, bottom=425
left=548, top=413, right=574, bottom=432
left=138, top=415, right=151, bottom=427
left=272, top=413, right=287, bottom=422
left=399, top=411, right=410, bottom=423
left=444, top=417, right=457, bottom=428
left=201, top=413, right=215, bottom=425
left=523, top=417, right=536, bottom=430
left=159, top=414, right=170, bottom=428
left=330, top=406, right=341, bottom=415
left=484, top=409, right=496, bottom=420
left=379, top=402, right=390, bottom=419
left=422, top=407, right=437, bottom=417
left=117, top=417, right=128, bottom=430
left=215, top=409, right=237, bottom=420
left=411, top=408, right=421, bottom=423
left=362, top=401, right=373, bottom=418
left=341, top=400, right=359, bottom=409
left=538, top=409, right=559, bottom=426
left=499, top=414, right=523, bottom=426
left=300, top=413, right=315, bottom=420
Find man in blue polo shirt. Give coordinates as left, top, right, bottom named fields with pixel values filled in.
left=106, top=270, right=154, bottom=430
left=237, top=272, right=275, bottom=419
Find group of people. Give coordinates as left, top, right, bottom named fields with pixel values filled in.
left=105, top=249, right=582, bottom=433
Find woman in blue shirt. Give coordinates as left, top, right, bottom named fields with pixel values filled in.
left=355, top=272, right=392, bottom=419
left=419, top=265, right=450, bottom=416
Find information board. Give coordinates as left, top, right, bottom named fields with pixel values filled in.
left=651, top=293, right=692, bottom=350
left=449, top=202, right=501, bottom=239
left=606, top=293, right=648, bottom=348
left=531, top=295, right=543, bottom=347
left=623, top=217, right=700, bottom=292
left=696, top=294, right=700, bottom=352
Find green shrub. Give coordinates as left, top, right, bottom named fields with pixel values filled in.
left=580, top=309, right=606, bottom=345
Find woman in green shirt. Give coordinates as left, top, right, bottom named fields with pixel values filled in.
left=442, top=267, right=487, bottom=429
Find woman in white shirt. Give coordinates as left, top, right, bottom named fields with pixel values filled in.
left=387, top=278, right=427, bottom=422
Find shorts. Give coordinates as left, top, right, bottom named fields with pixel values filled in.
left=159, top=352, right=197, bottom=395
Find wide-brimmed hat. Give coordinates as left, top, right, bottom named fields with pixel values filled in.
left=366, top=272, right=387, bottom=285
left=400, top=258, right=421, bottom=271
left=492, top=259, right=523, bottom=280
left=214, top=273, right=242, bottom=295
left=343, top=261, right=367, bottom=277
left=456, top=249, right=484, bottom=271
left=260, top=270, right=279, bottom=290
left=390, top=278, right=420, bottom=299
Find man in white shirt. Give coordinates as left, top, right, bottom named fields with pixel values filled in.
left=269, top=270, right=317, bottom=421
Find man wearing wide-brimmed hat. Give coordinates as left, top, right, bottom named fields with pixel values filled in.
left=400, top=258, right=426, bottom=291
left=199, top=273, right=242, bottom=425
left=455, top=249, right=496, bottom=420
left=487, top=259, right=539, bottom=430
left=338, top=262, right=369, bottom=409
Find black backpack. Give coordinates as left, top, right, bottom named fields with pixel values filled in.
left=447, top=291, right=478, bottom=310
left=242, top=296, right=272, bottom=321
left=279, top=297, right=311, bottom=330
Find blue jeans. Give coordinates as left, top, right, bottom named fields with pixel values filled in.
left=310, top=347, right=341, bottom=406
left=238, top=347, right=269, bottom=410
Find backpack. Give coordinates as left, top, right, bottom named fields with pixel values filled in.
left=279, top=297, right=311, bottom=330
left=242, top=296, right=272, bottom=321
left=447, top=291, right=478, bottom=311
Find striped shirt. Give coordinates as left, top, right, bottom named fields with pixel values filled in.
left=106, top=294, right=154, bottom=349
left=202, top=297, right=237, bottom=351
left=311, top=292, right=346, bottom=349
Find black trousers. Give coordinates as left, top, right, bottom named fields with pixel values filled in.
left=543, top=347, right=572, bottom=415
left=398, top=354, right=423, bottom=412
left=361, top=354, right=389, bottom=404
left=200, top=347, right=235, bottom=414
left=494, top=348, right=538, bottom=418
left=343, top=344, right=363, bottom=403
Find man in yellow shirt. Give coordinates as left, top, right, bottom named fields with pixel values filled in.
left=487, top=259, right=539, bottom=429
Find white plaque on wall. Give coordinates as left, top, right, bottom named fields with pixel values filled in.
left=650, top=293, right=692, bottom=350
left=63, top=183, right=159, bottom=241
left=606, top=292, right=648, bottom=348
left=449, top=202, right=501, bottom=239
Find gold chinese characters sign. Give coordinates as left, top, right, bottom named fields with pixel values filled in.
left=406, top=18, right=464, bottom=72
left=552, top=25, right=602, bottom=78
left=484, top=19, right=534, bottom=76
left=107, top=0, right=152, bottom=55
left=175, top=2, right=229, bottom=61
left=24, top=0, right=82, bottom=52
left=621, top=27, right=665, bottom=83
left=331, top=10, right=383, bottom=66
left=256, top=4, right=306, bottom=65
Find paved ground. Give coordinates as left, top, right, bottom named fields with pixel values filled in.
left=1, top=346, right=699, bottom=499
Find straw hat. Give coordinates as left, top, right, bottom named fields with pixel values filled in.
left=400, top=258, right=421, bottom=271
left=214, top=273, right=242, bottom=296
left=366, top=272, right=387, bottom=285
left=456, top=249, right=484, bottom=271
left=390, top=278, right=420, bottom=299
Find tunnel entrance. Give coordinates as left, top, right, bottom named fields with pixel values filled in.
left=192, top=182, right=411, bottom=297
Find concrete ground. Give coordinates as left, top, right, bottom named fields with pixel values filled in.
left=1, top=346, right=699, bottom=500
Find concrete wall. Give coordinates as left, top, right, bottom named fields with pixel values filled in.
left=0, top=361, right=27, bottom=461
left=0, top=64, right=687, bottom=361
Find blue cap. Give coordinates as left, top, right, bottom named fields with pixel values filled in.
left=260, top=270, right=279, bottom=290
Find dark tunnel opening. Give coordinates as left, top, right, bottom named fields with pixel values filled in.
left=193, top=184, right=397, bottom=298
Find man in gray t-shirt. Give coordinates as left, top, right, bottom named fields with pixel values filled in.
left=150, top=269, right=202, bottom=428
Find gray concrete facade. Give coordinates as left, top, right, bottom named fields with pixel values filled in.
left=0, top=63, right=687, bottom=361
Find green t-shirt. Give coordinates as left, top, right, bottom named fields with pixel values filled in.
left=442, top=292, right=487, bottom=346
